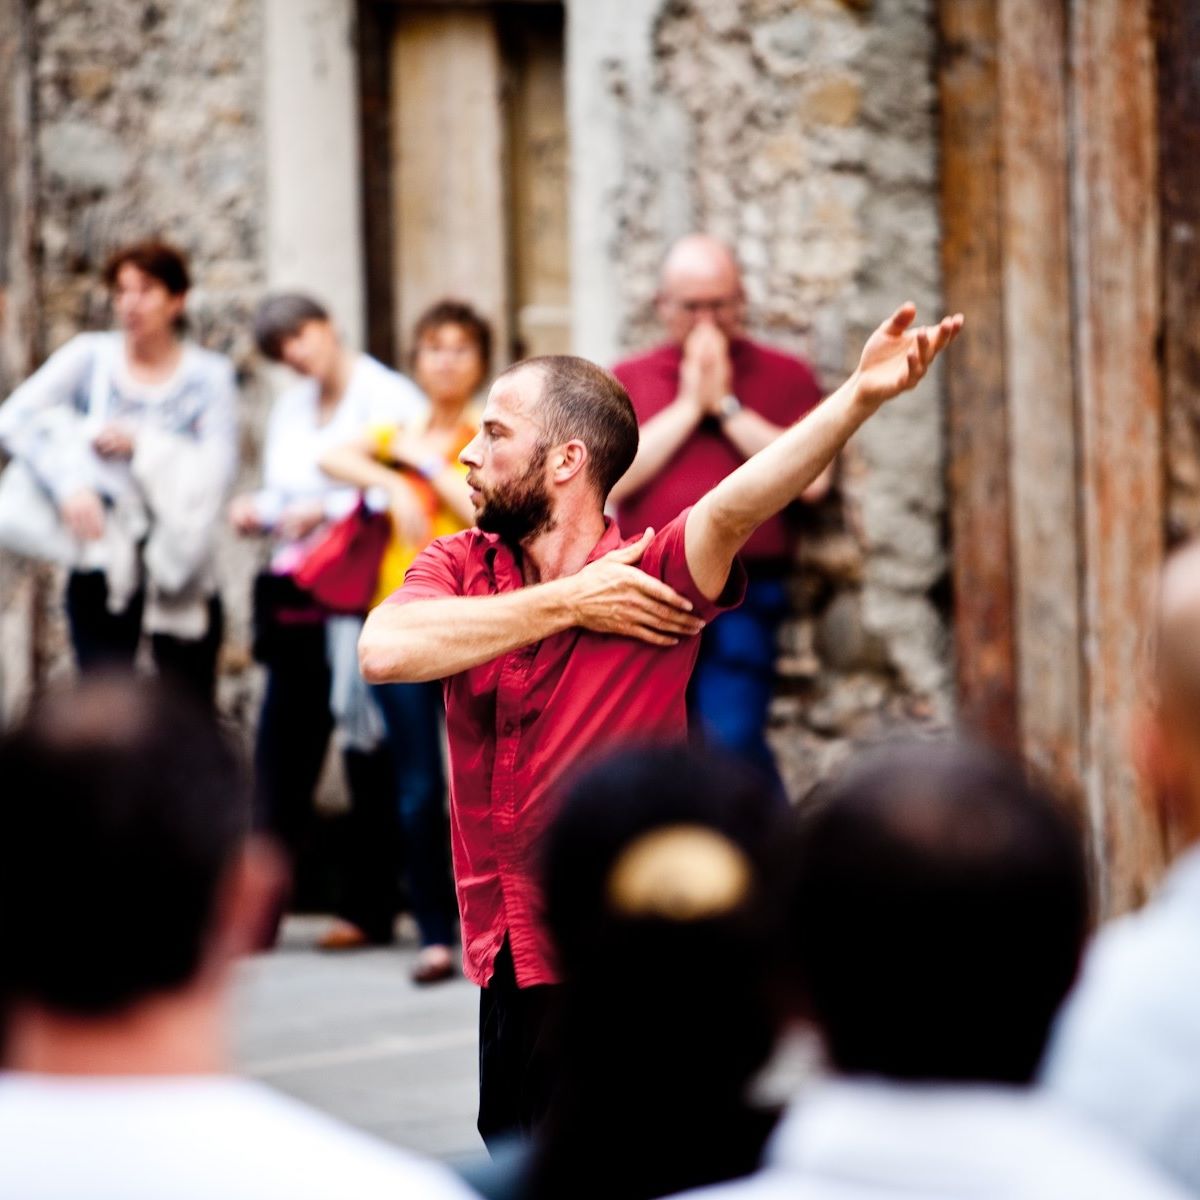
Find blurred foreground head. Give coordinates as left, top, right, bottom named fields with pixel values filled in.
left=0, top=673, right=281, bottom=1023
left=778, top=741, right=1089, bottom=1086
left=532, top=745, right=778, bottom=1200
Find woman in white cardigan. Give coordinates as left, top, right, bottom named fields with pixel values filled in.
left=0, top=239, right=237, bottom=705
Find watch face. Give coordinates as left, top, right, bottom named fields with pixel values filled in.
left=719, top=394, right=741, bottom=419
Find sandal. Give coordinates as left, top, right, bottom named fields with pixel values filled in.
left=412, top=944, right=455, bottom=985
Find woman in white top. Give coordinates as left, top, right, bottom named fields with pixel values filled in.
left=229, top=293, right=425, bottom=946
left=0, top=239, right=237, bottom=706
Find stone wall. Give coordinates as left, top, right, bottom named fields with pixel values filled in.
left=569, top=0, right=948, bottom=797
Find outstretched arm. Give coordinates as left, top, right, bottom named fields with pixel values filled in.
left=359, top=529, right=705, bottom=683
left=684, top=304, right=963, bottom=600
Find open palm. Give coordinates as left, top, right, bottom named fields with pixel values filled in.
left=855, top=303, right=964, bottom=409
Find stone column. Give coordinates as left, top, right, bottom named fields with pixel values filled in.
left=263, top=0, right=365, bottom=347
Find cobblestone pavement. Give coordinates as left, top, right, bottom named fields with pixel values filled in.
left=233, top=916, right=483, bottom=1165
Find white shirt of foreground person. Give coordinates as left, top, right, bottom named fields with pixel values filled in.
left=0, top=1074, right=479, bottom=1200
left=667, top=1078, right=1188, bottom=1200
left=1043, top=844, right=1200, bottom=1193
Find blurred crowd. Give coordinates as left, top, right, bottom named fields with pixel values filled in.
left=1, top=236, right=1198, bottom=1200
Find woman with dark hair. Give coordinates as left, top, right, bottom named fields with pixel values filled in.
left=467, top=743, right=781, bottom=1200
left=318, top=299, right=490, bottom=980
left=229, top=292, right=426, bottom=948
left=0, top=238, right=236, bottom=704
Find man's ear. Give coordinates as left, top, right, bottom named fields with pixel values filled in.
left=1132, top=707, right=1181, bottom=830
left=551, top=439, right=589, bottom=486
left=209, top=837, right=290, bottom=966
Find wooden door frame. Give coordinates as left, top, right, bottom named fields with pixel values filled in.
left=354, top=0, right=563, bottom=368
left=938, top=0, right=1169, bottom=910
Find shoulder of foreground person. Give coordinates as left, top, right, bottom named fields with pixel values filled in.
left=1041, top=888, right=1200, bottom=1193
left=0, top=1076, right=482, bottom=1200
left=227, top=1081, right=477, bottom=1180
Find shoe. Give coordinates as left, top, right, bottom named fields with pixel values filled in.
left=412, top=944, right=455, bottom=984
left=317, top=920, right=371, bottom=951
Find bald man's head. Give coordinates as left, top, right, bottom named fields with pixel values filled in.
left=655, top=234, right=745, bottom=343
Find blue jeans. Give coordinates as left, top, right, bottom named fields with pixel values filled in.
left=688, top=575, right=789, bottom=798
left=372, top=681, right=457, bottom=948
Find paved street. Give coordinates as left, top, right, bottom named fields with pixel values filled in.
left=233, top=916, right=483, bottom=1166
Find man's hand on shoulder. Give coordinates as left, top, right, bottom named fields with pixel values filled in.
left=563, top=528, right=705, bottom=647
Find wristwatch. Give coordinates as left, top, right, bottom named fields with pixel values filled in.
left=716, top=393, right=743, bottom=421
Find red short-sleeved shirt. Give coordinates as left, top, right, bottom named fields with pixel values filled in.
left=387, top=509, right=745, bottom=988
left=613, top=338, right=822, bottom=563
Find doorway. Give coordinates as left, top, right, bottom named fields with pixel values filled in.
left=358, top=1, right=570, bottom=370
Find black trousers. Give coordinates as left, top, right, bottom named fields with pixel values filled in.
left=253, top=617, right=397, bottom=943
left=65, top=570, right=223, bottom=708
left=478, top=938, right=559, bottom=1151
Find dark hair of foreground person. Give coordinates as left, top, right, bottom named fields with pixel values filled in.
left=520, top=743, right=780, bottom=1200
left=778, top=739, right=1090, bottom=1086
left=0, top=672, right=248, bottom=1016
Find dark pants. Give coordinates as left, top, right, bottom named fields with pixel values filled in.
left=478, top=938, right=558, bottom=1151
left=66, top=570, right=223, bottom=708
left=688, top=574, right=789, bottom=798
left=253, top=618, right=395, bottom=942
left=373, top=680, right=456, bottom=948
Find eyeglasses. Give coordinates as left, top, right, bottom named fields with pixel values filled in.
left=665, top=294, right=742, bottom=316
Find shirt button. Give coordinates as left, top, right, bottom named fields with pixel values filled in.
left=503, top=721, right=515, bottom=736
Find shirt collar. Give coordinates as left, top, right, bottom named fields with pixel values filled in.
left=767, top=1077, right=1047, bottom=1184
left=482, top=517, right=621, bottom=587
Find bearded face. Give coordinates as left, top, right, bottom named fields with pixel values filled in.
left=473, top=440, right=555, bottom=544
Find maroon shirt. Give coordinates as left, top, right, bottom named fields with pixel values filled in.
left=386, top=510, right=745, bottom=988
left=613, top=337, right=822, bottom=563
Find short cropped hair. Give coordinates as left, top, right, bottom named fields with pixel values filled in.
left=410, top=298, right=493, bottom=376
left=498, top=356, right=639, bottom=500
left=103, top=239, right=191, bottom=296
left=0, top=674, right=250, bottom=1017
left=253, top=292, right=331, bottom=361
left=776, top=740, right=1089, bottom=1086
left=535, top=746, right=778, bottom=1199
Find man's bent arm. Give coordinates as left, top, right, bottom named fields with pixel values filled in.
left=685, top=305, right=963, bottom=600
left=359, top=587, right=576, bottom=684
left=360, top=529, right=705, bottom=683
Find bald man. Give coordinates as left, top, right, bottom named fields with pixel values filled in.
left=610, top=235, right=831, bottom=789
left=1041, top=540, right=1200, bottom=1192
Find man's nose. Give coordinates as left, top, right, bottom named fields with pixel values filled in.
left=459, top=436, right=481, bottom=467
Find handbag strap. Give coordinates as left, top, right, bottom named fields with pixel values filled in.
left=84, top=336, right=117, bottom=429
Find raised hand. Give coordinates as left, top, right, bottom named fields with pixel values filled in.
left=853, top=303, right=964, bottom=410
left=567, top=528, right=705, bottom=646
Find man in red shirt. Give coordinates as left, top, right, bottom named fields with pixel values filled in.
left=611, top=234, right=832, bottom=790
left=359, top=305, right=962, bottom=1146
